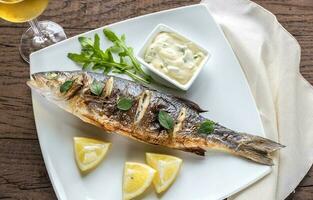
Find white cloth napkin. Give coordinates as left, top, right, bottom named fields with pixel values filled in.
left=201, top=0, right=313, bottom=199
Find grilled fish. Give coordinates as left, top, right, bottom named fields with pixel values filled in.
left=27, top=71, right=284, bottom=165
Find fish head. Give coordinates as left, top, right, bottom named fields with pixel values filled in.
left=27, top=71, right=87, bottom=100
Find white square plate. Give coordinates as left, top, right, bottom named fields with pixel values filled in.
left=30, top=4, right=270, bottom=200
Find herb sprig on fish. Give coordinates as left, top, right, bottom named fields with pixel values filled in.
left=68, top=29, right=153, bottom=84
left=90, top=80, right=104, bottom=96
left=117, top=97, right=133, bottom=111
left=60, top=80, right=73, bottom=93
left=198, top=120, right=215, bottom=135
left=158, top=111, right=174, bottom=130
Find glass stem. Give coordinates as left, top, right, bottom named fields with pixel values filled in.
left=28, top=18, right=44, bottom=37
left=27, top=18, right=51, bottom=49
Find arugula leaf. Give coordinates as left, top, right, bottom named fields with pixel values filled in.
left=121, top=34, right=126, bottom=42
left=120, top=56, right=127, bottom=65
left=103, top=29, right=152, bottom=81
left=78, top=37, right=93, bottom=48
left=83, top=62, right=94, bottom=70
left=158, top=111, right=174, bottom=130
left=118, top=51, right=128, bottom=57
left=103, top=65, right=112, bottom=74
left=127, top=47, right=134, bottom=54
left=105, top=49, right=114, bottom=62
left=90, top=80, right=104, bottom=96
left=198, top=120, right=215, bottom=134
left=103, top=29, right=119, bottom=42
left=67, top=53, right=89, bottom=63
left=94, top=34, right=100, bottom=51
left=117, top=97, right=133, bottom=111
left=68, top=29, right=153, bottom=84
left=109, top=45, right=122, bottom=53
left=60, top=80, right=74, bottom=93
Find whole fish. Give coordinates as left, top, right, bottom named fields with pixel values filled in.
left=27, top=71, right=284, bottom=165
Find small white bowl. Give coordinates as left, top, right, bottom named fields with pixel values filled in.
left=137, top=24, right=210, bottom=91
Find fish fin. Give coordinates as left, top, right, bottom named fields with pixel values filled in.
left=181, top=147, right=206, bottom=156
left=176, top=97, right=207, bottom=113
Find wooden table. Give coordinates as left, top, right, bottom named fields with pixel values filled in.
left=0, top=0, right=312, bottom=199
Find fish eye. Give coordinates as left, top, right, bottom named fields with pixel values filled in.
left=46, top=72, right=59, bottom=80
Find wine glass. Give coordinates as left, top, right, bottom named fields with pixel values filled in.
left=0, top=0, right=67, bottom=63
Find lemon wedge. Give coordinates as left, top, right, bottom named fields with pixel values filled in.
left=146, top=153, right=183, bottom=194
left=74, top=137, right=110, bottom=173
left=123, top=162, right=156, bottom=200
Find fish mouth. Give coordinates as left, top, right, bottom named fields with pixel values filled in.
left=27, top=72, right=62, bottom=101
left=28, top=71, right=66, bottom=89
left=27, top=73, right=45, bottom=90
left=26, top=76, right=38, bottom=90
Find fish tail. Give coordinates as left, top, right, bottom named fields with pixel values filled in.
left=230, top=134, right=284, bottom=165
left=208, top=127, right=285, bottom=165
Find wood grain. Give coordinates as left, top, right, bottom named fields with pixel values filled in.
left=0, top=0, right=312, bottom=199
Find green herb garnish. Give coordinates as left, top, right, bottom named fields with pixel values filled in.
left=158, top=111, right=174, bottom=130
left=60, top=80, right=74, bottom=93
left=198, top=120, right=215, bottom=134
left=117, top=97, right=133, bottom=111
left=67, top=29, right=153, bottom=84
left=90, top=80, right=104, bottom=96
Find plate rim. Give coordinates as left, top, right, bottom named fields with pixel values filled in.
left=30, top=3, right=271, bottom=200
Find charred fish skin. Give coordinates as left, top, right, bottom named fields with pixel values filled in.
left=28, top=71, right=284, bottom=166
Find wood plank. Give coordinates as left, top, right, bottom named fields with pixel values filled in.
left=0, top=139, right=56, bottom=199
left=0, top=0, right=312, bottom=199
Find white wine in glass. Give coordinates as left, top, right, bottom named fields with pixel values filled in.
left=0, top=0, right=67, bottom=62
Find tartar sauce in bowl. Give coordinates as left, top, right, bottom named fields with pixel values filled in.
left=144, top=31, right=206, bottom=85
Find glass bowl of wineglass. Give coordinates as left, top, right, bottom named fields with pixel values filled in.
left=0, top=0, right=67, bottom=63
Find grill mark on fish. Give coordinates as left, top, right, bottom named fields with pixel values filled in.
left=134, top=90, right=151, bottom=124
left=27, top=71, right=285, bottom=166
left=103, top=77, right=114, bottom=98
left=65, top=80, right=83, bottom=100
left=172, top=107, right=186, bottom=137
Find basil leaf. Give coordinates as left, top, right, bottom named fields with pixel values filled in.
left=60, top=80, right=74, bottom=93
left=198, top=120, right=215, bottom=134
left=158, top=111, right=174, bottom=130
left=117, top=97, right=133, bottom=111
left=90, top=80, right=104, bottom=96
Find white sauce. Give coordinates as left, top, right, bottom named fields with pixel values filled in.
left=144, top=32, right=206, bottom=85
